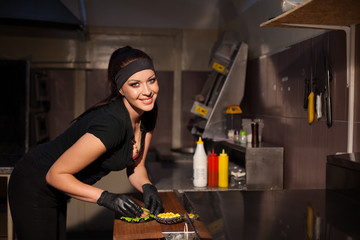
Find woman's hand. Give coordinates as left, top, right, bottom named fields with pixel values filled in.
left=142, top=184, right=163, bottom=215
left=97, top=191, right=142, bottom=217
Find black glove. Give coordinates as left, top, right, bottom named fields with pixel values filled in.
left=97, top=191, right=142, bottom=218
left=142, top=184, right=163, bottom=215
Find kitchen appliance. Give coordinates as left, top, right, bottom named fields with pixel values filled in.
left=189, top=38, right=248, bottom=139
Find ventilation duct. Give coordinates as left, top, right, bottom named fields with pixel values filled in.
left=0, top=0, right=83, bottom=30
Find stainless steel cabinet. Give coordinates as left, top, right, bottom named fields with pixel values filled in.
left=210, top=140, right=284, bottom=190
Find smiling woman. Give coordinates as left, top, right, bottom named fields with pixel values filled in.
left=8, top=46, right=163, bottom=240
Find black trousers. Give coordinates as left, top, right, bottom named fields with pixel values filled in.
left=8, top=154, right=68, bottom=240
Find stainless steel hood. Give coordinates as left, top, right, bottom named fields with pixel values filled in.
left=0, top=0, right=83, bottom=30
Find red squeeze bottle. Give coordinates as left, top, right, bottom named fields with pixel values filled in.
left=208, top=149, right=218, bottom=187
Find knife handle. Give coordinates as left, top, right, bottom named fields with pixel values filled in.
left=308, top=92, right=314, bottom=124
left=307, top=205, right=314, bottom=239
left=326, top=96, right=332, bottom=127
left=304, top=78, right=309, bottom=109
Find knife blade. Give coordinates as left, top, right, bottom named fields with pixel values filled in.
left=184, top=212, right=201, bottom=240
left=325, top=54, right=332, bottom=127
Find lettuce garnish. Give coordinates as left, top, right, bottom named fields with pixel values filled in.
left=120, top=213, right=155, bottom=223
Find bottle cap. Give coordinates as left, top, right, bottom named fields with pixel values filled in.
left=208, top=148, right=217, bottom=157
left=220, top=149, right=228, bottom=156
left=197, top=137, right=204, bottom=144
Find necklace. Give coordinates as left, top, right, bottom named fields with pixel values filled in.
left=132, top=121, right=141, bottom=157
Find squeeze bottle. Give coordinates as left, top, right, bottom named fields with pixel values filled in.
left=207, top=149, right=218, bottom=187
left=218, top=149, right=229, bottom=188
left=193, top=137, right=207, bottom=187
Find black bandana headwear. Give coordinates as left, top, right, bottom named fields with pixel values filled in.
left=115, top=58, right=155, bottom=90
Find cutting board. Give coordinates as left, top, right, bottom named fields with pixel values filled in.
left=113, top=191, right=212, bottom=240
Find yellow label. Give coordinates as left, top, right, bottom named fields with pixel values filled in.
left=195, top=106, right=208, bottom=116
left=212, top=62, right=226, bottom=73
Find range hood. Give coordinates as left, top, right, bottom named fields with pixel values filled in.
left=0, top=0, right=83, bottom=30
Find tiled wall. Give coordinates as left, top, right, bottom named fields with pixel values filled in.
left=47, top=69, right=76, bottom=139
left=181, top=71, right=209, bottom=149
left=241, top=27, right=360, bottom=189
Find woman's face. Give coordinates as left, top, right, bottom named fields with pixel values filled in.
left=119, top=69, right=159, bottom=113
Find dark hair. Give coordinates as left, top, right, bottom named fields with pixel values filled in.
left=73, top=46, right=158, bottom=129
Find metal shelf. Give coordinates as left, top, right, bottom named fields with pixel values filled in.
left=260, top=0, right=360, bottom=29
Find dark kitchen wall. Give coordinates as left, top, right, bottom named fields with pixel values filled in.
left=241, top=27, right=360, bottom=189
left=182, top=71, right=209, bottom=149
left=46, top=69, right=75, bottom=139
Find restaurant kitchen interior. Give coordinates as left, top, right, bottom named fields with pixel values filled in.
left=0, top=0, right=360, bottom=239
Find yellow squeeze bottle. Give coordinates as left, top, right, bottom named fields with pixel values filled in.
left=218, top=149, right=229, bottom=188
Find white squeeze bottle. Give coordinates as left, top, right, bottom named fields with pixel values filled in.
left=193, top=137, right=208, bottom=187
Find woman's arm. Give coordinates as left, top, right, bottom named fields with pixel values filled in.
left=45, top=132, right=107, bottom=203
left=127, top=131, right=153, bottom=192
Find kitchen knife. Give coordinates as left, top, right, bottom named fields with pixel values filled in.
left=303, top=76, right=310, bottom=109
left=316, top=49, right=332, bottom=128
left=325, top=55, right=332, bottom=127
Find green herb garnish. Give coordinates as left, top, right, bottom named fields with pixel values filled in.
left=120, top=214, right=155, bottom=223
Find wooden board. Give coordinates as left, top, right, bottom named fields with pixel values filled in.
left=260, top=0, right=360, bottom=28
left=113, top=191, right=212, bottom=240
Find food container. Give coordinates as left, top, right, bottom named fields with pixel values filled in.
left=239, top=130, right=247, bottom=144
left=162, top=231, right=197, bottom=240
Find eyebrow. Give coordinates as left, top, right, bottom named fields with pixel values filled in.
left=128, top=73, right=156, bottom=82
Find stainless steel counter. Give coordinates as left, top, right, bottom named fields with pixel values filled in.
left=146, top=141, right=283, bottom=192
left=147, top=151, right=360, bottom=239
left=209, top=140, right=284, bottom=190
left=147, top=158, right=245, bottom=192
left=182, top=189, right=360, bottom=240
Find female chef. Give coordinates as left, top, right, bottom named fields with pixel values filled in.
left=8, top=46, right=163, bottom=240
